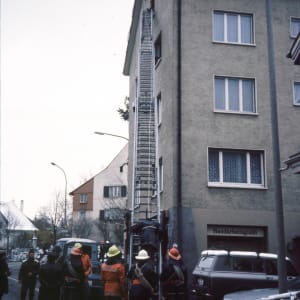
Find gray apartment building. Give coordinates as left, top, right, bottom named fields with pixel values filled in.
left=123, top=0, right=300, bottom=273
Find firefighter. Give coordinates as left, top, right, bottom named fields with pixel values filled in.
left=127, top=249, right=157, bottom=300
left=100, top=245, right=127, bottom=300
left=160, top=247, right=187, bottom=300
left=63, top=245, right=85, bottom=300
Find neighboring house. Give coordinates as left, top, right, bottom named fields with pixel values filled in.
left=0, top=201, right=38, bottom=249
left=70, top=144, right=128, bottom=242
left=123, top=0, right=300, bottom=274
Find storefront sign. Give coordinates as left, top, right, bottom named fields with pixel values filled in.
left=207, top=225, right=265, bottom=237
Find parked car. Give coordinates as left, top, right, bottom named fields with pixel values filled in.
left=191, top=250, right=299, bottom=300
left=223, top=277, right=300, bottom=300
left=224, top=289, right=300, bottom=300
left=56, top=237, right=103, bottom=300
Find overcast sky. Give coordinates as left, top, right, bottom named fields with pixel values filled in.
left=1, top=0, right=134, bottom=218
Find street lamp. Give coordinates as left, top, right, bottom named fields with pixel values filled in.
left=94, top=131, right=128, bottom=141
left=51, top=162, right=68, bottom=228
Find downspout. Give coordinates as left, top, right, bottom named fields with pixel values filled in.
left=265, top=0, right=287, bottom=293
left=177, top=0, right=182, bottom=245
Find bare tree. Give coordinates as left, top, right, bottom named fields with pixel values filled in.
left=72, top=218, right=93, bottom=238
left=98, top=191, right=127, bottom=245
left=35, top=191, right=65, bottom=244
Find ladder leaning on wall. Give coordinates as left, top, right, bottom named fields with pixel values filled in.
left=129, top=5, right=162, bottom=296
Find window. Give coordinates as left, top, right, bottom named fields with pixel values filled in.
left=150, top=0, right=155, bottom=10
left=99, top=210, right=105, bottom=221
left=103, top=185, right=127, bottom=198
left=208, top=148, right=265, bottom=188
left=290, top=17, right=300, bottom=38
left=159, top=157, right=163, bottom=192
left=213, top=11, right=254, bottom=45
left=79, top=193, right=88, bottom=204
left=154, top=33, right=161, bottom=65
left=214, top=76, right=256, bottom=113
left=80, top=209, right=86, bottom=219
left=293, top=82, right=300, bottom=106
left=156, top=93, right=162, bottom=125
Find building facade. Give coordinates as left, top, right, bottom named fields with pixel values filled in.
left=124, top=0, right=300, bottom=273
left=70, top=144, right=128, bottom=242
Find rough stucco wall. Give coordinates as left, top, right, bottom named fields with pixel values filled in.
left=125, top=0, right=300, bottom=275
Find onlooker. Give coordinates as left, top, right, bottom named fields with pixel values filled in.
left=18, top=248, right=40, bottom=300
left=38, top=251, right=64, bottom=300
left=63, top=245, right=86, bottom=300
left=127, top=249, right=157, bottom=300
left=160, top=247, right=187, bottom=300
left=100, top=245, right=127, bottom=300
left=0, top=250, right=10, bottom=299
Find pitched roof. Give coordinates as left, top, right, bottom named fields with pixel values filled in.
left=0, top=201, right=38, bottom=231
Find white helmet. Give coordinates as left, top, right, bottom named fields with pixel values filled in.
left=135, top=249, right=150, bottom=260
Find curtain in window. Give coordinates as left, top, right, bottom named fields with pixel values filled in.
left=223, top=152, right=246, bottom=183
left=250, top=152, right=262, bottom=184
left=215, top=78, right=226, bottom=109
left=227, top=14, right=238, bottom=42
left=241, top=15, right=252, bottom=44
left=213, top=12, right=224, bottom=41
left=209, top=150, right=219, bottom=182
left=228, top=79, right=239, bottom=111
left=242, top=79, right=254, bottom=112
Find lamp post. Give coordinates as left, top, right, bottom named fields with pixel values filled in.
left=51, top=162, right=68, bottom=228
left=94, top=131, right=128, bottom=141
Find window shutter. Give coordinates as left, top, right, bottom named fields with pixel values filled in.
left=121, top=185, right=127, bottom=197
left=103, top=186, right=109, bottom=198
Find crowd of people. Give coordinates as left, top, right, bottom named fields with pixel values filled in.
left=0, top=242, right=187, bottom=300
left=100, top=243, right=187, bottom=300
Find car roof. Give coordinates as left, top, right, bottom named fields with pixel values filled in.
left=224, top=289, right=300, bottom=300
left=58, top=238, right=97, bottom=244
left=201, top=250, right=279, bottom=258
left=223, top=288, right=279, bottom=300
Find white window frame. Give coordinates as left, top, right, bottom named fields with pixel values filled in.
left=213, top=11, right=254, bottom=45
left=109, top=186, right=122, bottom=198
left=214, top=76, right=257, bottom=114
left=79, top=193, right=88, bottom=204
left=293, top=81, right=300, bottom=106
left=290, top=17, right=300, bottom=38
left=208, top=148, right=266, bottom=189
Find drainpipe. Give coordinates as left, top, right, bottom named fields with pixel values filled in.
left=265, top=0, right=287, bottom=293
left=177, top=0, right=182, bottom=245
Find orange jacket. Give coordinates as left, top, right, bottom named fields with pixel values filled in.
left=81, top=253, right=91, bottom=281
left=100, top=262, right=127, bottom=298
